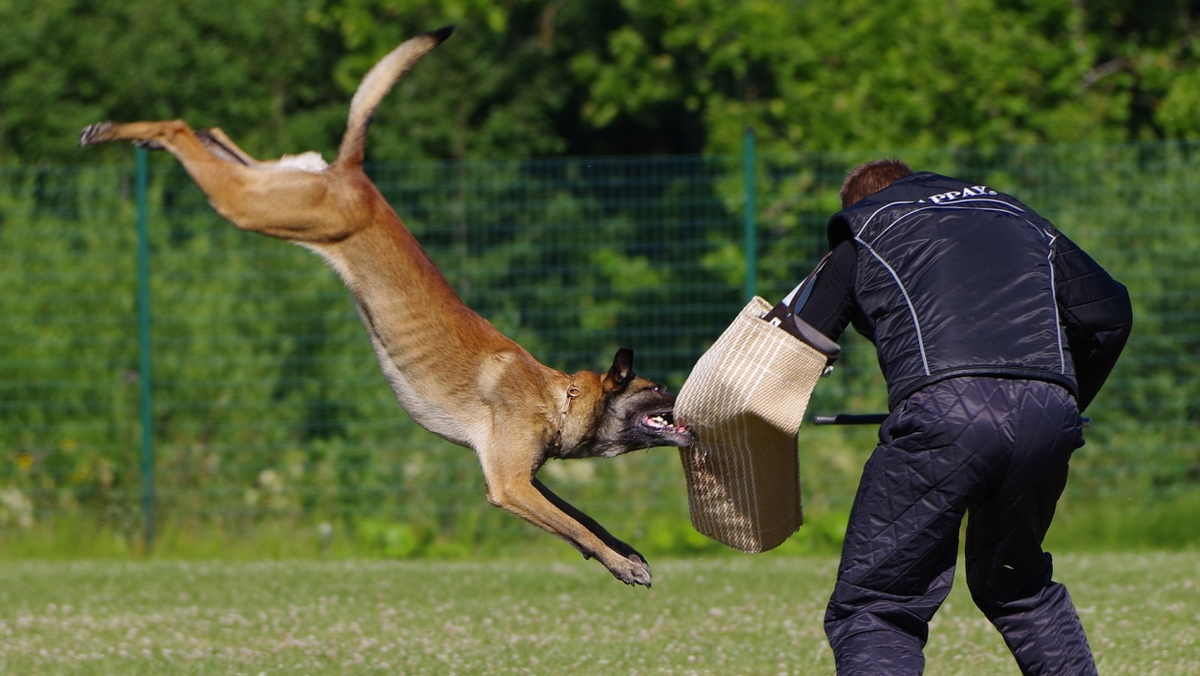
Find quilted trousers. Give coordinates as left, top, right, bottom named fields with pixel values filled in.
left=824, top=377, right=1097, bottom=675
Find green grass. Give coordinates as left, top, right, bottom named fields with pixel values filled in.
left=0, top=552, right=1196, bottom=675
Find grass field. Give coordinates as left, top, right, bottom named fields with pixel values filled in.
left=0, top=551, right=1196, bottom=675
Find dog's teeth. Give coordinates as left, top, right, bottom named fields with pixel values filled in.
left=643, top=414, right=670, bottom=429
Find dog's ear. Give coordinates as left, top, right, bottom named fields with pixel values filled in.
left=603, top=348, right=635, bottom=393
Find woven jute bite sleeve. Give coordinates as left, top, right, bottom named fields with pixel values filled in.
left=675, top=296, right=830, bottom=553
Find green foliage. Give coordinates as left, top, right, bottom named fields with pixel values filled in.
left=571, top=0, right=1200, bottom=156
left=0, top=0, right=339, bottom=163
left=2, top=0, right=1199, bottom=164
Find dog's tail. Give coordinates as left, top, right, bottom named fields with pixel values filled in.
left=336, top=26, right=454, bottom=168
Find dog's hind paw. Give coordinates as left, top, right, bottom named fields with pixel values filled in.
left=79, top=123, right=164, bottom=150
left=79, top=122, right=115, bottom=147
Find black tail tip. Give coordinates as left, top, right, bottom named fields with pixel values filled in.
left=430, top=25, right=455, bottom=42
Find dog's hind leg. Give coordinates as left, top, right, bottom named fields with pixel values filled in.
left=81, top=120, right=210, bottom=156
left=194, top=127, right=263, bottom=166
left=84, top=121, right=262, bottom=167
left=79, top=120, right=339, bottom=241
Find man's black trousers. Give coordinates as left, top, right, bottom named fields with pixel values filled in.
left=824, top=377, right=1097, bottom=675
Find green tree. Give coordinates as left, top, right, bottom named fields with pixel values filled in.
left=4, top=0, right=1198, bottom=164
left=0, top=0, right=340, bottom=164
left=571, top=0, right=1200, bottom=157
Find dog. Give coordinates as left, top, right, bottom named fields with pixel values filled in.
left=79, top=26, right=692, bottom=587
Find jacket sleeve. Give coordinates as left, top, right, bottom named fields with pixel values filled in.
left=796, top=239, right=861, bottom=342
left=1053, top=233, right=1133, bottom=412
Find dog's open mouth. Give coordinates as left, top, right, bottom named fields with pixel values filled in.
left=641, top=411, right=694, bottom=447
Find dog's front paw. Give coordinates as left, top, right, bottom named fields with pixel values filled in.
left=610, top=538, right=647, bottom=565
left=606, top=552, right=653, bottom=588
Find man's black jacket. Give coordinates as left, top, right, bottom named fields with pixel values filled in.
left=798, top=172, right=1132, bottom=411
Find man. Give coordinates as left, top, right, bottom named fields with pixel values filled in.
left=795, top=159, right=1132, bottom=675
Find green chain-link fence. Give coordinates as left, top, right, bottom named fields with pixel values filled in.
left=2, top=139, right=1197, bottom=557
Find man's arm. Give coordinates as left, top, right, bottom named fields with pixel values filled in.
left=1054, top=234, right=1133, bottom=412
left=797, top=239, right=860, bottom=342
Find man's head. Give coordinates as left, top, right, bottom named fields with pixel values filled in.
left=840, top=159, right=914, bottom=208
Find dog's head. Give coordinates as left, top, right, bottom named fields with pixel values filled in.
left=560, top=348, right=693, bottom=459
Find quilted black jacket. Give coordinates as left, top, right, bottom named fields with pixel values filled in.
left=823, top=172, right=1132, bottom=411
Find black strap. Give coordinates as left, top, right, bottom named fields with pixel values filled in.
left=759, top=252, right=841, bottom=363
left=763, top=251, right=833, bottom=324
left=785, top=251, right=834, bottom=316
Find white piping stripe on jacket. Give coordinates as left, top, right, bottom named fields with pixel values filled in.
left=1044, top=234, right=1067, bottom=373
left=853, top=235, right=933, bottom=376
left=851, top=196, right=1067, bottom=379
left=855, top=196, right=1028, bottom=239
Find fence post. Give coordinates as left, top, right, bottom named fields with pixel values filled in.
left=742, top=127, right=757, bottom=302
left=135, top=147, right=156, bottom=551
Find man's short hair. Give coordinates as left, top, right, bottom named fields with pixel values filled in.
left=840, top=159, right=914, bottom=208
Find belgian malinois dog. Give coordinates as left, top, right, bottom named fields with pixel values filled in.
left=80, top=27, right=692, bottom=587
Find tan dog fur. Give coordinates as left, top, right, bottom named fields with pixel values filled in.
left=79, top=27, right=692, bottom=587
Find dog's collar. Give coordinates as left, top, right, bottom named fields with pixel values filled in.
left=553, top=375, right=582, bottom=452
